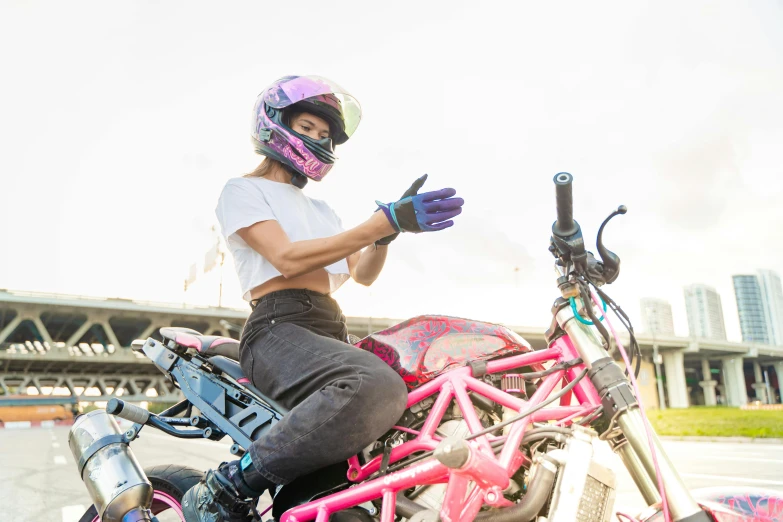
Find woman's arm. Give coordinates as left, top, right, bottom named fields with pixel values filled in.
left=237, top=212, right=395, bottom=280
left=346, top=244, right=388, bottom=286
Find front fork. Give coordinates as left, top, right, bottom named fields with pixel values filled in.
left=555, top=300, right=710, bottom=522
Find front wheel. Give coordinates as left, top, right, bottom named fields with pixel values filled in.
left=79, top=464, right=204, bottom=522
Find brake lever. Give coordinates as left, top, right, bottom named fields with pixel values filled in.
left=596, top=205, right=627, bottom=284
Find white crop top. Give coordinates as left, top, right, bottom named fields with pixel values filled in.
left=215, top=176, right=350, bottom=301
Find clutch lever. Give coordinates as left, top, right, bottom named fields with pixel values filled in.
left=595, top=205, right=627, bottom=284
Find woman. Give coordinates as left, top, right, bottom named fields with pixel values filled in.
left=183, top=75, right=464, bottom=522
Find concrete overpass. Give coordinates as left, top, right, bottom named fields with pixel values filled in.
left=1, top=289, right=781, bottom=408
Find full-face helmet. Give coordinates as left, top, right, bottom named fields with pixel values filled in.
left=251, top=75, right=362, bottom=186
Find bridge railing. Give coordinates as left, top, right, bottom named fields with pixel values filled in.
left=0, top=340, right=145, bottom=358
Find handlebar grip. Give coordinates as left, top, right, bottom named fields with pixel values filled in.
left=552, top=172, right=578, bottom=237
left=107, top=398, right=151, bottom=425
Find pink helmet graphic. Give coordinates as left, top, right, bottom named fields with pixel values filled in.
left=251, top=75, right=362, bottom=186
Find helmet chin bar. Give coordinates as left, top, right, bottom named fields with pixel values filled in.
left=250, top=134, right=325, bottom=187
left=293, top=131, right=337, bottom=164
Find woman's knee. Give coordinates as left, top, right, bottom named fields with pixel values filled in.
left=357, top=362, right=408, bottom=424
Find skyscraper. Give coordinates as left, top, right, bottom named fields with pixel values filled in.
left=733, top=275, right=770, bottom=344
left=684, top=284, right=727, bottom=340
left=640, top=298, right=675, bottom=336
left=758, top=269, right=783, bottom=346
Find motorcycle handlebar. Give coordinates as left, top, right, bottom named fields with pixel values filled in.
left=552, top=172, right=578, bottom=237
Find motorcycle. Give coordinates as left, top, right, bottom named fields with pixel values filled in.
left=69, top=173, right=783, bottom=522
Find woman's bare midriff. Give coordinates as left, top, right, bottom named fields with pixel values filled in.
left=249, top=269, right=332, bottom=301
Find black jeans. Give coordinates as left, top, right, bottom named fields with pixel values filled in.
left=239, top=289, right=408, bottom=485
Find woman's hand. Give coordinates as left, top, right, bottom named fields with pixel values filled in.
left=375, top=174, right=429, bottom=246
left=376, top=179, right=464, bottom=233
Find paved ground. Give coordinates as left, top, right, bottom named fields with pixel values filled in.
left=1, top=425, right=782, bottom=522
left=0, top=424, right=273, bottom=522
left=599, top=438, right=783, bottom=516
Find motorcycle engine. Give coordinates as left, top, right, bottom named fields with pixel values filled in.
left=400, top=415, right=617, bottom=522
left=375, top=381, right=616, bottom=522
left=412, top=402, right=494, bottom=512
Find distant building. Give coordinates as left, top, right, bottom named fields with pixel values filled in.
left=733, top=275, right=770, bottom=344
left=640, top=298, right=675, bottom=336
left=758, top=269, right=783, bottom=346
left=684, top=284, right=727, bottom=340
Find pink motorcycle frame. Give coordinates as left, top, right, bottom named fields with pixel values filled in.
left=278, top=335, right=600, bottom=522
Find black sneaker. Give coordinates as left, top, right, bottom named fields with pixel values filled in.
left=182, top=468, right=257, bottom=522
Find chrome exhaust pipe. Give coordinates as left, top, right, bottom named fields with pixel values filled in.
left=68, top=409, right=154, bottom=522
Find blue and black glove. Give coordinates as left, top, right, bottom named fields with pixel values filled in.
left=375, top=174, right=429, bottom=245
left=376, top=174, right=464, bottom=239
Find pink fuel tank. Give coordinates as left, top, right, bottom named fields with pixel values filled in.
left=355, top=315, right=536, bottom=389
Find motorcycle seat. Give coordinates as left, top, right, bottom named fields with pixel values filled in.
left=160, top=328, right=290, bottom=414
left=159, top=327, right=240, bottom=361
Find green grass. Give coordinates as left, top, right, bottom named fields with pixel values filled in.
left=79, top=401, right=177, bottom=415
left=147, top=402, right=178, bottom=414
left=647, top=406, right=783, bottom=438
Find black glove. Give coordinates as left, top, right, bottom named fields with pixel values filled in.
left=375, top=174, right=429, bottom=246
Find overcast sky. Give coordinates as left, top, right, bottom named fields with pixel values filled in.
left=1, top=1, right=782, bottom=341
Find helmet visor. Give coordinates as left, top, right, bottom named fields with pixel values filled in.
left=263, top=75, right=362, bottom=138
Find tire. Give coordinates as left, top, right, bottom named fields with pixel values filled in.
left=78, top=464, right=204, bottom=522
